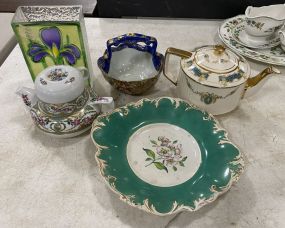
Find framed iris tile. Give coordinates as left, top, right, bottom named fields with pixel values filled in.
left=11, top=5, right=93, bottom=85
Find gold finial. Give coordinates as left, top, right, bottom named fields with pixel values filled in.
left=214, top=45, right=226, bottom=55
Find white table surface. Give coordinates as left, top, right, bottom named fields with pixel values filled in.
left=0, top=18, right=285, bottom=228
left=0, top=13, right=17, bottom=66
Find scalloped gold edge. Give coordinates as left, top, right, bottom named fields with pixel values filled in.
left=90, top=97, right=245, bottom=216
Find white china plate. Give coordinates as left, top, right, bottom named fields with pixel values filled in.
left=232, top=23, right=280, bottom=49
left=219, top=15, right=285, bottom=66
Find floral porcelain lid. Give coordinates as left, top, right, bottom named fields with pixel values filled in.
left=181, top=45, right=250, bottom=88
left=35, top=65, right=86, bottom=104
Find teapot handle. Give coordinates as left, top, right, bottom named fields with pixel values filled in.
left=163, top=47, right=192, bottom=86
left=103, top=33, right=159, bottom=72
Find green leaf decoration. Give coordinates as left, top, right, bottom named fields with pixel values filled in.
left=143, top=148, right=156, bottom=159
left=66, top=34, right=70, bottom=44
left=150, top=140, right=157, bottom=145
left=154, top=162, right=168, bottom=173
left=173, top=140, right=178, bottom=144
left=179, top=161, right=185, bottom=167
left=182, top=156, right=188, bottom=162
left=173, top=166, right=177, bottom=171
left=145, top=158, right=152, bottom=161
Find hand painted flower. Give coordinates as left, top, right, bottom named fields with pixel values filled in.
left=28, top=27, right=81, bottom=65
left=32, top=115, right=50, bottom=127
left=158, top=136, right=171, bottom=146
left=21, top=94, right=31, bottom=107
left=167, top=144, right=176, bottom=150
left=175, top=144, right=182, bottom=155
left=82, top=116, right=94, bottom=125
left=144, top=137, right=188, bottom=172
left=156, top=147, right=168, bottom=156
left=70, top=119, right=81, bottom=126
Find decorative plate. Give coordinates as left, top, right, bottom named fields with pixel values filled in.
left=219, top=15, right=285, bottom=66
left=232, top=23, right=280, bottom=49
left=91, top=97, right=244, bottom=215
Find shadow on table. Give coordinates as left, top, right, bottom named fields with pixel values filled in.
left=87, top=173, right=255, bottom=228
left=167, top=174, right=256, bottom=227
left=28, top=127, right=94, bottom=172
left=29, top=126, right=91, bottom=148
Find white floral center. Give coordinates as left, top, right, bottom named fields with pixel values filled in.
left=126, top=123, right=202, bottom=187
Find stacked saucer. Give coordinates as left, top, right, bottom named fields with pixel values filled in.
left=219, top=4, right=285, bottom=66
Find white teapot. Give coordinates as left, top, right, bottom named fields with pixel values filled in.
left=17, top=65, right=113, bottom=137
left=163, top=45, right=280, bottom=115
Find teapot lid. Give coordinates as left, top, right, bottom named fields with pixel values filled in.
left=181, top=45, right=250, bottom=88
left=35, top=65, right=86, bottom=104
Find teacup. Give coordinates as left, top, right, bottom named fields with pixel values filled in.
left=245, top=4, right=285, bottom=42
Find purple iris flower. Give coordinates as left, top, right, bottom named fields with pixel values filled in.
left=28, top=27, right=81, bottom=65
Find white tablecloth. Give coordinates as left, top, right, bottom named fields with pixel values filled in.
left=0, top=18, right=284, bottom=228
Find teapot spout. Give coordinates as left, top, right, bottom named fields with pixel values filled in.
left=16, top=87, right=37, bottom=109
left=245, top=66, right=280, bottom=92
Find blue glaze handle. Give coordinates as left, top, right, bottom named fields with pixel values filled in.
left=99, top=33, right=162, bottom=73
left=106, top=33, right=158, bottom=63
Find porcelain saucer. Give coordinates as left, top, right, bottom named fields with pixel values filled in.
left=219, top=15, right=285, bottom=66
left=232, top=23, right=280, bottom=49
left=30, top=88, right=101, bottom=138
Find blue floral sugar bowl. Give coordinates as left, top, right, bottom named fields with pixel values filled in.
left=97, top=33, right=164, bottom=95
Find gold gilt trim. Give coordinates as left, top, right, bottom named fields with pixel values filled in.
left=91, top=97, right=245, bottom=216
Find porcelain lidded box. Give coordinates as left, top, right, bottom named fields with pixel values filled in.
left=17, top=65, right=113, bottom=137
left=164, top=45, right=279, bottom=115
left=35, top=65, right=87, bottom=108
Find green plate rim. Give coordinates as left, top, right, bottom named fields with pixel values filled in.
left=91, top=97, right=244, bottom=216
